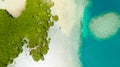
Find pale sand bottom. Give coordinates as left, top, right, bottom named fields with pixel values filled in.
left=89, top=12, right=120, bottom=39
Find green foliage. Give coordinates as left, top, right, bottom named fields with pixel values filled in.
left=49, top=21, right=54, bottom=26
left=30, top=49, right=44, bottom=61
left=52, top=15, right=59, bottom=21
left=0, top=0, right=58, bottom=66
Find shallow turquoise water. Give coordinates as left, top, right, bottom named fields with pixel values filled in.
left=81, top=0, right=120, bottom=67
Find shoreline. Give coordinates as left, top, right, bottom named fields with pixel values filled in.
left=0, top=0, right=26, bottom=18
left=3, top=0, right=88, bottom=67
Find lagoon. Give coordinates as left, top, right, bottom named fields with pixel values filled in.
left=81, top=0, right=120, bottom=67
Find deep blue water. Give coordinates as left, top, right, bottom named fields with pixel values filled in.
left=81, top=0, right=120, bottom=67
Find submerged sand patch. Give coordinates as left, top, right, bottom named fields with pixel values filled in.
left=89, top=12, right=120, bottom=39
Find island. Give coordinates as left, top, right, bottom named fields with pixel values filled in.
left=0, top=0, right=58, bottom=67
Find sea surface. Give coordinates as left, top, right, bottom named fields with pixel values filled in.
left=81, top=0, right=120, bottom=67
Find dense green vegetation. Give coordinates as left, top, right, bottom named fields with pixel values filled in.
left=52, top=15, right=59, bottom=21
left=0, top=0, right=58, bottom=67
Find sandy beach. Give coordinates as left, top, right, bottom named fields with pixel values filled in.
left=8, top=22, right=80, bottom=67
left=0, top=0, right=87, bottom=67
left=0, top=0, right=26, bottom=18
